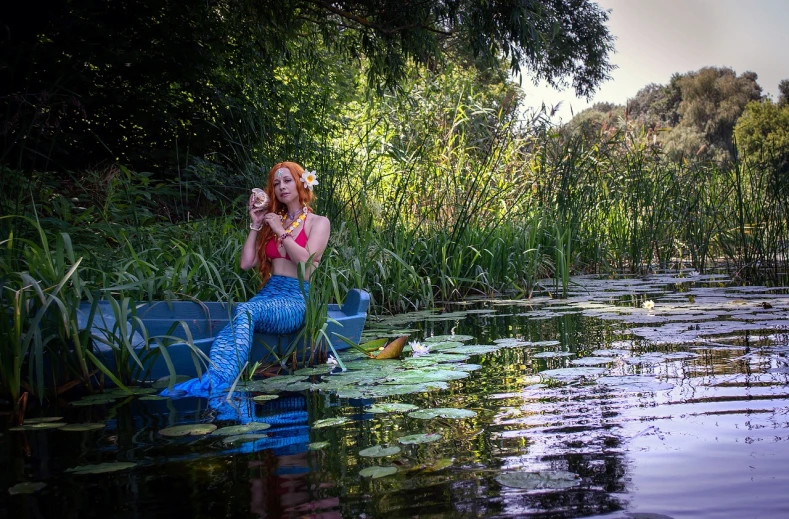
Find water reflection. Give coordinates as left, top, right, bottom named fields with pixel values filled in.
left=3, top=275, right=789, bottom=518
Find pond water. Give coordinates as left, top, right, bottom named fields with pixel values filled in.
left=3, top=272, right=789, bottom=519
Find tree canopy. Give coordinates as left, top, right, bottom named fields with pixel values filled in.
left=1, top=0, right=614, bottom=172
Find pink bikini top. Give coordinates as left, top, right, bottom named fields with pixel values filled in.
left=265, top=229, right=308, bottom=260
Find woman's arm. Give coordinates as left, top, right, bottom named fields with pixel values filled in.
left=239, top=228, right=260, bottom=270
left=240, top=194, right=267, bottom=271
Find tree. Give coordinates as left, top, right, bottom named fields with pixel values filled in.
left=778, top=79, right=789, bottom=107
left=671, top=67, right=762, bottom=161
left=1, top=0, right=614, bottom=172
left=735, top=99, right=789, bottom=166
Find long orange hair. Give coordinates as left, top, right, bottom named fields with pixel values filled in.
left=255, top=161, right=315, bottom=283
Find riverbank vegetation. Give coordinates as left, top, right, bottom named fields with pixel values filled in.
left=2, top=1, right=787, bottom=414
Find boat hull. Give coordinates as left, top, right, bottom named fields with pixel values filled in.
left=78, top=289, right=369, bottom=383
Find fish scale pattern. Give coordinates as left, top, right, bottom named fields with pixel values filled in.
left=164, top=275, right=308, bottom=397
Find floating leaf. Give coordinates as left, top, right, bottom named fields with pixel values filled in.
left=408, top=408, right=477, bottom=420
left=308, top=441, right=330, bottom=450
left=139, top=395, right=169, bottom=401
left=60, top=423, right=106, bottom=432
left=359, top=445, right=401, bottom=457
left=252, top=394, right=280, bottom=402
left=398, top=433, right=442, bottom=445
left=384, top=369, right=469, bottom=385
left=8, top=482, right=46, bottom=495
left=359, top=466, right=398, bottom=478
left=374, top=335, right=408, bottom=360
left=444, top=345, right=500, bottom=355
left=312, top=417, right=351, bottom=429
left=159, top=424, right=217, bottom=437
left=212, top=423, right=271, bottom=436
left=570, top=357, right=614, bottom=366
left=597, top=376, right=674, bottom=392
left=454, top=363, right=482, bottom=372
left=65, top=462, right=137, bottom=475
left=424, top=334, right=475, bottom=343
left=293, top=365, right=334, bottom=375
left=496, top=470, right=580, bottom=490
left=222, top=433, right=268, bottom=445
left=427, top=353, right=470, bottom=363
left=70, top=395, right=120, bottom=406
left=540, top=367, right=606, bottom=380
left=10, top=422, right=65, bottom=431
left=365, top=403, right=419, bottom=414
left=401, top=357, right=438, bottom=368
left=533, top=351, right=574, bottom=358
left=23, top=417, right=63, bottom=424
left=420, top=458, right=453, bottom=472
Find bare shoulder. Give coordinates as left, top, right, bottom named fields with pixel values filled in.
left=308, top=214, right=331, bottom=230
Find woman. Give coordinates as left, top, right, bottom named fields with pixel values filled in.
left=167, top=161, right=330, bottom=397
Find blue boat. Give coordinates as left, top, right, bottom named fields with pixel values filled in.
left=77, top=289, right=370, bottom=383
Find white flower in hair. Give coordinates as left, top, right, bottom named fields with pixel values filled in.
left=301, top=170, right=319, bottom=190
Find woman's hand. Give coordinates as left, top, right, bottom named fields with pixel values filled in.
left=248, top=193, right=267, bottom=228
left=264, top=212, right=285, bottom=234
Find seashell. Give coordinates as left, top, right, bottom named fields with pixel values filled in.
left=251, top=188, right=269, bottom=209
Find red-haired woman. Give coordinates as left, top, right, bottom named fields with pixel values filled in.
left=170, top=161, right=330, bottom=397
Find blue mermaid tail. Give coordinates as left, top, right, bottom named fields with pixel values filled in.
left=162, top=275, right=309, bottom=397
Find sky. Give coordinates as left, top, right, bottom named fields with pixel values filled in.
left=516, top=0, right=789, bottom=122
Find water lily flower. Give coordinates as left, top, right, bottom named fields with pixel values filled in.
left=409, top=341, right=430, bottom=357
left=642, top=300, right=655, bottom=310
left=326, top=355, right=338, bottom=367
left=301, top=170, right=319, bottom=190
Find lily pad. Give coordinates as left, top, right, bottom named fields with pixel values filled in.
left=212, top=423, right=271, bottom=436
left=294, top=365, right=334, bottom=375
left=540, top=367, right=606, bottom=380
left=359, top=466, right=398, bottom=478
left=312, top=417, right=351, bottom=429
left=222, top=433, right=269, bottom=445
left=159, top=424, right=217, bottom=437
left=496, top=470, right=580, bottom=490
left=454, top=363, right=483, bottom=372
left=23, top=417, right=63, bottom=424
left=408, top=408, right=477, bottom=420
left=70, top=395, right=120, bottom=406
left=8, top=482, right=47, bottom=495
left=533, top=351, right=574, bottom=358
left=139, top=395, right=169, bottom=401
left=423, top=352, right=472, bottom=363
left=359, top=445, right=401, bottom=457
left=444, top=345, right=500, bottom=355
left=252, top=394, right=280, bottom=402
left=65, top=462, right=137, bottom=475
left=60, top=423, right=106, bottom=432
left=424, top=334, right=475, bottom=343
left=597, top=376, right=674, bottom=392
left=365, top=403, right=420, bottom=414
left=107, top=387, right=157, bottom=396
left=10, top=422, right=65, bottom=431
left=308, top=441, right=330, bottom=450
left=384, top=369, right=469, bottom=385
left=570, top=357, right=614, bottom=366
left=398, top=432, right=442, bottom=445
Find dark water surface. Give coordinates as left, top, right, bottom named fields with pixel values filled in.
left=3, top=273, right=789, bottom=518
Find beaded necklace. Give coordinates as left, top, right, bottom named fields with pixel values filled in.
left=278, top=211, right=307, bottom=245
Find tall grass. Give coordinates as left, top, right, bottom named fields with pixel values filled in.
left=3, top=71, right=789, bottom=408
